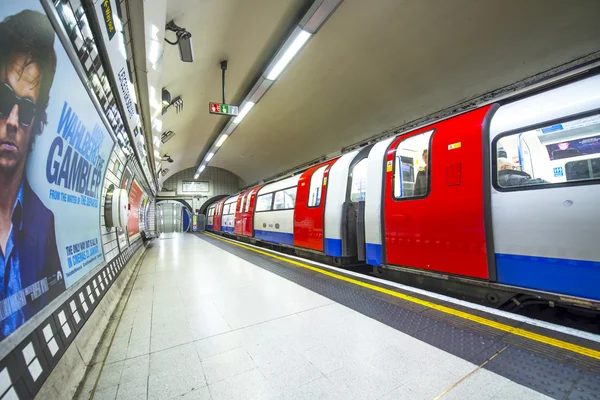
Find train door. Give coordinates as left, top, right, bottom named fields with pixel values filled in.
left=365, top=137, right=395, bottom=266
left=489, top=76, right=600, bottom=300
left=383, top=106, right=491, bottom=279
left=213, top=200, right=223, bottom=231
left=344, top=146, right=372, bottom=261
left=243, top=186, right=261, bottom=237
left=207, top=205, right=215, bottom=230
left=294, top=160, right=337, bottom=252
left=324, top=151, right=358, bottom=258
left=234, top=191, right=249, bottom=235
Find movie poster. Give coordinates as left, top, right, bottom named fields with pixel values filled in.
left=0, top=1, right=114, bottom=339
left=127, top=180, right=142, bottom=237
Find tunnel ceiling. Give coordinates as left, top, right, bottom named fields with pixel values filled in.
left=158, top=0, right=600, bottom=184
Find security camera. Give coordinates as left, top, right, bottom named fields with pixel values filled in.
left=165, top=21, right=194, bottom=62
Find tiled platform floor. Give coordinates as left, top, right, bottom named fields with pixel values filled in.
left=79, top=233, right=550, bottom=400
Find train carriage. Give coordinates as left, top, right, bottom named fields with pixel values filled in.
left=205, top=73, right=600, bottom=309
left=253, top=176, right=300, bottom=246
left=220, top=195, right=239, bottom=233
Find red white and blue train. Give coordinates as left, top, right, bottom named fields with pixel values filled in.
left=206, top=74, right=600, bottom=311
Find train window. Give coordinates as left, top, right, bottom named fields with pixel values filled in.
left=495, top=114, right=600, bottom=189
left=284, top=188, right=297, bottom=209
left=393, top=130, right=433, bottom=199
left=245, top=194, right=252, bottom=212
left=350, top=159, right=368, bottom=202
left=308, top=166, right=326, bottom=207
left=273, top=191, right=285, bottom=210
left=256, top=193, right=273, bottom=212
left=273, top=188, right=297, bottom=210
left=239, top=194, right=247, bottom=213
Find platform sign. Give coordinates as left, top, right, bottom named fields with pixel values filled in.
left=209, top=102, right=239, bottom=116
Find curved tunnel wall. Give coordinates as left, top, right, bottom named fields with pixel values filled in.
left=159, top=166, right=244, bottom=212
left=0, top=1, right=158, bottom=399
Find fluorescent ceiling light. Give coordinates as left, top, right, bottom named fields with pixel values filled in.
left=193, top=173, right=199, bottom=179
left=199, top=165, right=206, bottom=173
left=206, top=152, right=214, bottom=161
left=266, top=29, right=311, bottom=80
left=216, top=135, right=228, bottom=147
left=233, top=102, right=255, bottom=124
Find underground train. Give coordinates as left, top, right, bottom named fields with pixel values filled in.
left=206, top=73, right=600, bottom=311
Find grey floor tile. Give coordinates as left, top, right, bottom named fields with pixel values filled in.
left=93, top=384, right=119, bottom=400
left=121, top=354, right=150, bottom=384
left=377, top=386, right=427, bottom=400
left=275, top=376, right=351, bottom=400
left=326, top=359, right=403, bottom=400
left=244, top=341, right=296, bottom=367
left=208, top=368, right=277, bottom=400
left=258, top=353, right=323, bottom=391
left=97, top=361, right=124, bottom=391
left=177, top=386, right=212, bottom=400
left=116, top=377, right=148, bottom=400
left=149, top=342, right=203, bottom=378
left=298, top=343, right=361, bottom=375
left=147, top=369, right=207, bottom=400
left=201, top=347, right=257, bottom=384
left=194, top=331, right=243, bottom=360
left=402, top=368, right=462, bottom=399
left=126, top=336, right=150, bottom=359
left=106, top=342, right=129, bottom=364
left=151, top=329, right=196, bottom=353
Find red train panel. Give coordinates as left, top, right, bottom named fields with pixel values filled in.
left=383, top=106, right=491, bottom=279
left=294, top=159, right=337, bottom=252
left=212, top=199, right=225, bottom=232
left=234, top=185, right=261, bottom=237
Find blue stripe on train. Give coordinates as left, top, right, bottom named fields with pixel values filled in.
left=222, top=226, right=234, bottom=233
left=325, top=238, right=342, bottom=257
left=496, top=253, right=600, bottom=301
left=255, top=230, right=294, bottom=246
left=207, top=224, right=213, bottom=230
left=366, top=243, right=383, bottom=266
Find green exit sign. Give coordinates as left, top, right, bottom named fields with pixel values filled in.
left=209, top=102, right=239, bottom=116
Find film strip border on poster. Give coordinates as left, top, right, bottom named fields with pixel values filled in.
left=0, top=239, right=144, bottom=400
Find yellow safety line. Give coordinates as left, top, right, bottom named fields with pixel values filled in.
left=203, top=232, right=600, bottom=360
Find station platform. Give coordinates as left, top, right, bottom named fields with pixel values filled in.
left=77, top=232, right=600, bottom=400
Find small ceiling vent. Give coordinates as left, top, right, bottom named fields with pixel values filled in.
left=161, top=168, right=170, bottom=176
left=161, top=130, right=175, bottom=143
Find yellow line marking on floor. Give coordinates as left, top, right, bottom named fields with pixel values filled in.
left=203, top=232, right=600, bottom=361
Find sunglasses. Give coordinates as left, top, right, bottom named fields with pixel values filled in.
left=0, top=82, right=37, bottom=127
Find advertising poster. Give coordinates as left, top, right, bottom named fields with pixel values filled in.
left=127, top=180, right=142, bottom=237
left=546, top=135, right=600, bottom=160
left=0, top=1, right=114, bottom=339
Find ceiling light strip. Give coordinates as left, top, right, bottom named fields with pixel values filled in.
left=265, top=28, right=311, bottom=81
left=194, top=0, right=343, bottom=176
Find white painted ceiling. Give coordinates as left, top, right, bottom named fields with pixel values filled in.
left=156, top=0, right=600, bottom=185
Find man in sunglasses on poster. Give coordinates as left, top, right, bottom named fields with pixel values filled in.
left=0, top=10, right=65, bottom=339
